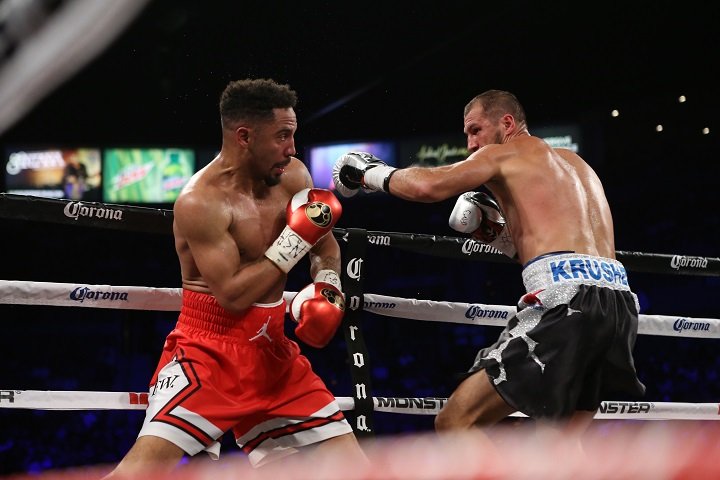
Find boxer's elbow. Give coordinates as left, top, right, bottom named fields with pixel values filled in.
left=214, top=288, right=253, bottom=314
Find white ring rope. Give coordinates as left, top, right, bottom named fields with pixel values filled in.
left=0, top=280, right=182, bottom=311
left=0, top=390, right=717, bottom=421
left=2, top=279, right=718, bottom=421
left=1, top=279, right=718, bottom=339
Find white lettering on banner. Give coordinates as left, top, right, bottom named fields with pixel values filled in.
left=346, top=258, right=363, bottom=279
left=670, top=255, right=709, bottom=270
left=355, top=383, right=367, bottom=399
left=353, top=353, right=365, bottom=368
left=349, top=325, right=358, bottom=341
left=367, top=235, right=390, bottom=246
left=64, top=202, right=124, bottom=221
left=543, top=135, right=578, bottom=152
left=6, top=151, right=65, bottom=175
left=461, top=238, right=502, bottom=256
left=356, top=415, right=370, bottom=432
left=8, top=188, right=63, bottom=198
left=416, top=144, right=468, bottom=164
left=349, top=295, right=361, bottom=311
left=375, top=397, right=448, bottom=410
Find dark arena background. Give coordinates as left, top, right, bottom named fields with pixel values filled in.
left=0, top=0, right=719, bottom=477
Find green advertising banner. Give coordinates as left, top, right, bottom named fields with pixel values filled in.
left=103, top=148, right=195, bottom=203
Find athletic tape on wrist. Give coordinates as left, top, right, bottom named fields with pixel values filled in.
left=363, top=165, right=397, bottom=192
left=315, top=269, right=342, bottom=290
left=383, top=168, right=398, bottom=193
left=264, top=226, right=313, bottom=273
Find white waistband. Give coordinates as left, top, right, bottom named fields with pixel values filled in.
left=252, top=298, right=284, bottom=308
left=522, top=253, right=631, bottom=293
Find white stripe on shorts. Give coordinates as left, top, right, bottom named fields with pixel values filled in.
left=236, top=400, right=352, bottom=467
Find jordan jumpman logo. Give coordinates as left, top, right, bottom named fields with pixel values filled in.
left=249, top=316, right=273, bottom=342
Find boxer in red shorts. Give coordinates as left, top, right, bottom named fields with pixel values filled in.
left=105, top=79, right=366, bottom=478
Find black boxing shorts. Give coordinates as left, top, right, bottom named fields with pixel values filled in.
left=469, top=252, right=647, bottom=420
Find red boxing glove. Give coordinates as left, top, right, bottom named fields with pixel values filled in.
left=290, top=281, right=345, bottom=348
left=265, top=188, right=342, bottom=273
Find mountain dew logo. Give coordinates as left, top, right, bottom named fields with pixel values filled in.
left=104, top=148, right=195, bottom=202
left=113, top=163, right=155, bottom=190
left=161, top=151, right=191, bottom=201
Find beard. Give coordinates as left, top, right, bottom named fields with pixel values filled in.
left=264, top=158, right=291, bottom=186
left=493, top=129, right=505, bottom=145
left=264, top=172, right=282, bottom=187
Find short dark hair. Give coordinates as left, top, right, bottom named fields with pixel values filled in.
left=219, top=78, right=297, bottom=129
left=464, top=89, right=526, bottom=125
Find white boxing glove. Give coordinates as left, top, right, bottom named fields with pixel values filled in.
left=449, top=191, right=517, bottom=258
left=332, top=151, right=397, bottom=197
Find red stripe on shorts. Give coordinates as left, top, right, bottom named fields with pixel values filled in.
left=241, top=410, right=346, bottom=454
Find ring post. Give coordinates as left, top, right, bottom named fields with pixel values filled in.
left=339, top=227, right=375, bottom=438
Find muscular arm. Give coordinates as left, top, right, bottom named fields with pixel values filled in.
left=174, top=192, right=284, bottom=313
left=308, top=231, right=341, bottom=278
left=299, top=161, right=341, bottom=277
left=387, top=148, right=502, bottom=202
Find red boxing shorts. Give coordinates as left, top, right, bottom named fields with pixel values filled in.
left=137, top=289, right=352, bottom=467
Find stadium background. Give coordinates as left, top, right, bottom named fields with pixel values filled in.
left=0, top=0, right=718, bottom=475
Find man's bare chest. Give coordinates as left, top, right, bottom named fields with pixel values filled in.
left=229, top=195, right=288, bottom=260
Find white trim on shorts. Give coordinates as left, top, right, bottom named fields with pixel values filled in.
left=252, top=298, right=284, bottom=308
left=137, top=357, right=223, bottom=458
left=138, top=405, right=223, bottom=459
left=236, top=400, right=353, bottom=467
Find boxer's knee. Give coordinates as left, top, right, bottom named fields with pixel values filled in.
left=435, top=370, right=514, bottom=432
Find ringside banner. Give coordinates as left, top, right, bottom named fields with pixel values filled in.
left=0, top=194, right=173, bottom=234
left=0, top=196, right=717, bottom=276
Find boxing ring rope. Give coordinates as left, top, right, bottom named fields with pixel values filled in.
left=2, top=389, right=718, bottom=421
left=1, top=280, right=719, bottom=419
left=1, top=193, right=718, bottom=276
left=2, top=279, right=720, bottom=339
left=1, top=193, right=719, bottom=426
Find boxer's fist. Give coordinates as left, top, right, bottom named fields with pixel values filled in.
left=265, top=188, right=342, bottom=273
left=449, top=191, right=517, bottom=258
left=290, top=281, right=345, bottom=348
left=285, top=188, right=341, bottom=244
left=448, top=191, right=484, bottom=234
left=332, top=151, right=397, bottom=197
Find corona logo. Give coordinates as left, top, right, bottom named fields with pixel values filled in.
left=346, top=258, right=363, bottom=280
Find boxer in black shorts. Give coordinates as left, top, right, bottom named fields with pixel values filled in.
left=332, top=89, right=646, bottom=438
left=469, top=252, right=645, bottom=420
